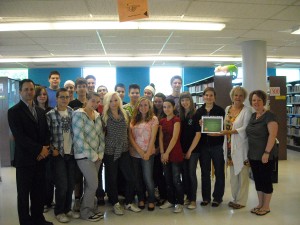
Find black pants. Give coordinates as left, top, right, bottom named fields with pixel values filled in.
left=16, top=163, right=46, bottom=225
left=104, top=152, right=136, bottom=205
left=250, top=160, right=274, bottom=194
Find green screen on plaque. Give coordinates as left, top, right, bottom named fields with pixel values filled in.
left=203, top=118, right=221, bottom=132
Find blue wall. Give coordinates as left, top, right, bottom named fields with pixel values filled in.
left=116, top=67, right=150, bottom=103
left=28, top=66, right=279, bottom=102
left=267, top=68, right=276, bottom=76
left=29, top=68, right=82, bottom=87
left=183, top=67, right=215, bottom=90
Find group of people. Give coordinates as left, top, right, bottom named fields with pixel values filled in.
left=8, top=71, right=278, bottom=225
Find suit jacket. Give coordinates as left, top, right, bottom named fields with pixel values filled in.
left=8, top=100, right=50, bottom=167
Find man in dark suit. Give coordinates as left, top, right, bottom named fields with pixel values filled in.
left=8, top=79, right=53, bottom=225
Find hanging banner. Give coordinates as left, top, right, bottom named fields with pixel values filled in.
left=118, top=0, right=149, bottom=22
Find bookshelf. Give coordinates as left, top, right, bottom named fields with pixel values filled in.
left=286, top=80, right=300, bottom=152
left=185, top=75, right=232, bottom=109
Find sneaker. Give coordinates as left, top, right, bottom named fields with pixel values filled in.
left=125, top=203, right=141, bottom=213
left=56, top=213, right=70, bottom=223
left=187, top=201, right=197, bottom=210
left=73, top=199, right=80, bottom=212
left=174, top=204, right=183, bottom=213
left=94, top=211, right=104, bottom=219
left=66, top=210, right=80, bottom=219
left=86, top=214, right=101, bottom=222
left=159, top=201, right=174, bottom=209
left=113, top=202, right=124, bottom=215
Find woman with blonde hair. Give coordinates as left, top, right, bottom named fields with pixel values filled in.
left=102, top=92, right=141, bottom=215
left=129, top=97, right=159, bottom=211
left=221, top=86, right=252, bottom=209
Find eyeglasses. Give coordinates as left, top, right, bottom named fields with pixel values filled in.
left=58, top=96, right=70, bottom=100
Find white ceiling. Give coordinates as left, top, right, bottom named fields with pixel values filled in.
left=0, top=0, right=300, bottom=68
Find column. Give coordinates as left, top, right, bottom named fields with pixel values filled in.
left=242, top=40, right=267, bottom=98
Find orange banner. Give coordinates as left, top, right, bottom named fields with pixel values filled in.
left=118, top=0, right=149, bottom=22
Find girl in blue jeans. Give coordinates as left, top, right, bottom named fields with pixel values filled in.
left=129, top=97, right=159, bottom=211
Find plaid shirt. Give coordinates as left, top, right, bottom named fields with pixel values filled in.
left=46, top=106, right=74, bottom=156
left=72, top=108, right=105, bottom=162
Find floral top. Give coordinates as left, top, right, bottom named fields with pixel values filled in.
left=225, top=106, right=241, bottom=165
left=130, top=117, right=158, bottom=158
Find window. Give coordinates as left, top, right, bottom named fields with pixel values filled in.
left=150, top=67, right=183, bottom=96
left=0, top=69, right=28, bottom=80
left=276, top=68, right=300, bottom=82
left=82, top=67, right=116, bottom=92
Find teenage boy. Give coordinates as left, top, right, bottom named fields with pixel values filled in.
left=123, top=84, right=140, bottom=117
left=47, top=71, right=61, bottom=108
left=69, top=78, right=88, bottom=110
left=85, top=75, right=96, bottom=93
left=46, top=88, right=79, bottom=223
left=166, top=75, right=182, bottom=113
left=114, top=83, right=127, bottom=105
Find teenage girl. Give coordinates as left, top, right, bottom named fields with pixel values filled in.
left=159, top=99, right=184, bottom=213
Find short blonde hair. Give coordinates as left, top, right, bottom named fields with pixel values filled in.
left=230, top=86, right=247, bottom=102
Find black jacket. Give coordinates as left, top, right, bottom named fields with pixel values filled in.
left=8, top=100, right=50, bottom=167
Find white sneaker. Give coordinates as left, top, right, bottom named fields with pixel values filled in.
left=113, top=202, right=124, bottom=215
left=174, top=204, right=183, bottom=213
left=66, top=210, right=80, bottom=219
left=125, top=203, right=141, bottom=213
left=73, top=199, right=80, bottom=212
left=159, top=201, right=174, bottom=209
left=56, top=213, right=70, bottom=223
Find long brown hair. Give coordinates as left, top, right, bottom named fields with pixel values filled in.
left=179, top=91, right=195, bottom=121
left=34, top=86, right=49, bottom=108
left=131, top=97, right=154, bottom=126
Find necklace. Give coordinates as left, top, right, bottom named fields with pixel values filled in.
left=256, top=109, right=265, bottom=119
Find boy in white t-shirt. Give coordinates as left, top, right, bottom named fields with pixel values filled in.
left=46, top=88, right=79, bottom=223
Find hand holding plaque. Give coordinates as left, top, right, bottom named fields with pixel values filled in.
left=201, top=116, right=223, bottom=133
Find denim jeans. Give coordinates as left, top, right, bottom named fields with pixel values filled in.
left=52, top=154, right=76, bottom=215
left=131, top=155, right=155, bottom=203
left=182, top=152, right=200, bottom=201
left=104, top=152, right=136, bottom=205
left=199, top=144, right=225, bottom=203
left=163, top=162, right=184, bottom=205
